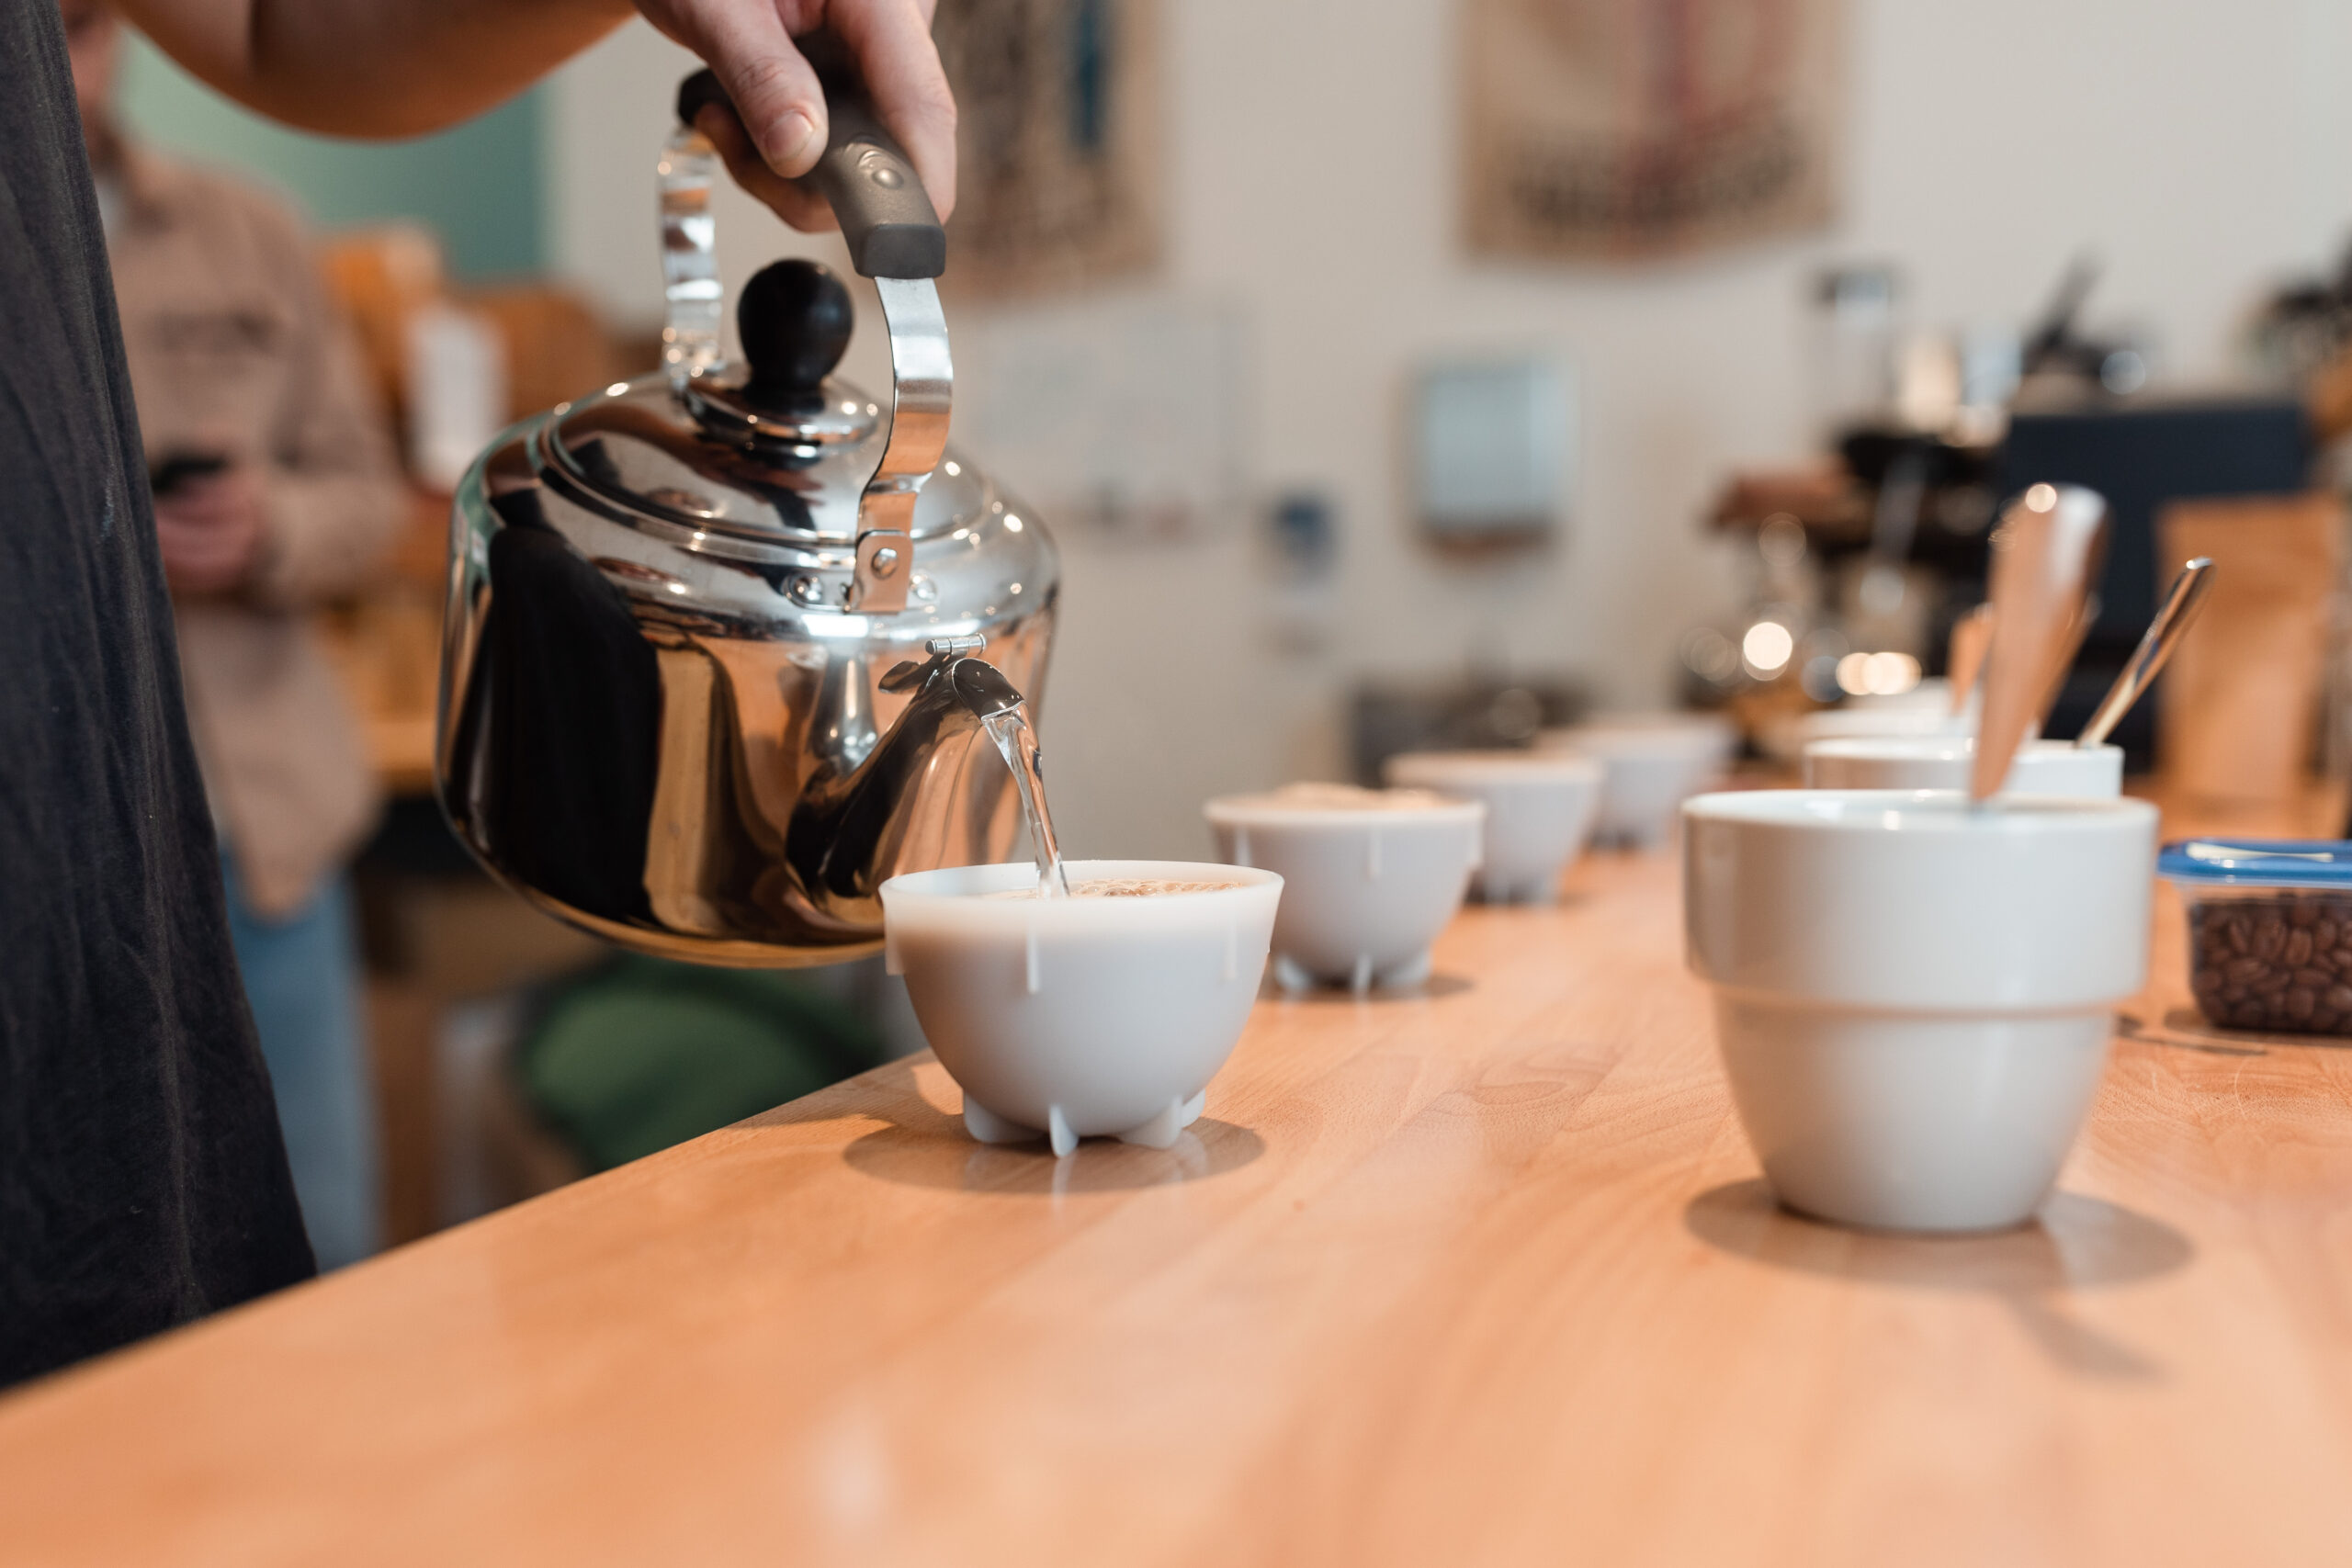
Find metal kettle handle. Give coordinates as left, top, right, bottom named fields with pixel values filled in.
left=675, top=44, right=946, bottom=280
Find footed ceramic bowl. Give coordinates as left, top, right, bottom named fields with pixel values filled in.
left=1382, top=750, right=1603, bottom=904
left=1204, top=786, right=1482, bottom=992
left=1539, top=714, right=1736, bottom=848
left=881, top=860, right=1281, bottom=1156
left=1683, top=790, right=2156, bottom=1232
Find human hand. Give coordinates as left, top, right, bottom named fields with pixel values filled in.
left=633, top=0, right=956, bottom=231
left=153, top=462, right=268, bottom=596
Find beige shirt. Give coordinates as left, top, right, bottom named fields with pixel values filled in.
left=103, top=144, right=407, bottom=919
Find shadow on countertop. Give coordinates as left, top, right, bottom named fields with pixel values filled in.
left=1261, top=973, right=1476, bottom=1006
left=1684, top=1179, right=2194, bottom=1381
left=836, top=1061, right=1266, bottom=1195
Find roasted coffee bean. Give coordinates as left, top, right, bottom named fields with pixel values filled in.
left=2286, top=930, right=2314, bottom=967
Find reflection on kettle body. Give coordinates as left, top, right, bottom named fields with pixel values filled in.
left=479, top=525, right=662, bottom=924
left=786, top=648, right=1030, bottom=917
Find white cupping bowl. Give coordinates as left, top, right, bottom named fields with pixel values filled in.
left=1804, top=736, right=2123, bottom=797
left=1540, top=714, right=1737, bottom=848
left=1382, top=750, right=1604, bottom=904
left=882, top=860, right=1281, bottom=1156
left=1683, top=790, right=2156, bottom=1233
left=1204, top=792, right=1482, bottom=991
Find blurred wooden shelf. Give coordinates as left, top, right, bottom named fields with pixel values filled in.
left=318, top=488, right=447, bottom=799
left=361, top=713, right=437, bottom=799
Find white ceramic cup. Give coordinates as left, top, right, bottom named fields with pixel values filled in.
left=1845, top=677, right=1954, bottom=713
left=1539, top=714, right=1736, bottom=848
left=881, top=860, right=1282, bottom=1157
left=1804, top=736, right=2124, bottom=797
left=1682, top=790, right=2156, bottom=1233
left=1204, top=790, right=1482, bottom=992
left=1760, top=704, right=1980, bottom=766
left=1796, top=705, right=1973, bottom=745
left=1381, top=750, right=1604, bottom=904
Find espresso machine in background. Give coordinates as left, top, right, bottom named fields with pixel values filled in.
left=1698, top=260, right=2311, bottom=768
left=434, top=57, right=1058, bottom=966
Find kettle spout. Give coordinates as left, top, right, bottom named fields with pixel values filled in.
left=936, top=649, right=1026, bottom=727
left=784, top=637, right=1033, bottom=913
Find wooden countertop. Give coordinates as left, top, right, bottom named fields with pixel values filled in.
left=7, top=833, right=2352, bottom=1564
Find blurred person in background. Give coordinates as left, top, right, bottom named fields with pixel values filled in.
left=62, top=0, right=408, bottom=1271
left=2, top=0, right=953, bottom=1386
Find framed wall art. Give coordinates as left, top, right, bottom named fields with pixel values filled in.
left=1464, top=0, right=1845, bottom=263
left=933, top=0, right=1162, bottom=298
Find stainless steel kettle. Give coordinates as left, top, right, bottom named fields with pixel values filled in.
left=435, top=60, right=1058, bottom=966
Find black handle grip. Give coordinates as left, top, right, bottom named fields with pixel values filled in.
left=675, top=44, right=945, bottom=281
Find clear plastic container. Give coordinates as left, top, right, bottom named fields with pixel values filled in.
left=2158, top=839, right=2352, bottom=1034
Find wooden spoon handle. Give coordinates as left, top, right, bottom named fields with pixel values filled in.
left=1946, top=604, right=1995, bottom=716
left=1970, top=485, right=2109, bottom=800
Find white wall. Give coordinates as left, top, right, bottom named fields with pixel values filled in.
left=545, top=1, right=2352, bottom=858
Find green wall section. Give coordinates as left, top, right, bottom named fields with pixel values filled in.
left=117, top=35, right=546, bottom=280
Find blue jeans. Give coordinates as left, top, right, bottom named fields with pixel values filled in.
left=223, top=863, right=381, bottom=1270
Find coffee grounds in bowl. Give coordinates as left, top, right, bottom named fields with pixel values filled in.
left=986, top=877, right=1241, bottom=899
left=2188, top=893, right=2352, bottom=1034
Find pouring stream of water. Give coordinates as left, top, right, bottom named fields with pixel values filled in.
left=982, top=705, right=1070, bottom=897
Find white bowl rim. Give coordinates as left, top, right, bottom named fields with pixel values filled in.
left=1385, top=750, right=1605, bottom=782
left=882, top=858, right=1282, bottom=914
left=1683, top=788, right=2155, bottom=835
left=1204, top=793, right=1486, bottom=827
left=1840, top=676, right=1952, bottom=707
left=1804, top=736, right=2123, bottom=762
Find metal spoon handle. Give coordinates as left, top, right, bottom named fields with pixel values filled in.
left=2075, top=558, right=2215, bottom=749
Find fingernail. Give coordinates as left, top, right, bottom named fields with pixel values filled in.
left=770, top=109, right=821, bottom=173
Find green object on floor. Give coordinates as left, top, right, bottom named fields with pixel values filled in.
left=514, top=956, right=889, bottom=1172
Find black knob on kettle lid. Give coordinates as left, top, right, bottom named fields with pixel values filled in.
left=675, top=68, right=729, bottom=130
left=738, top=259, right=853, bottom=410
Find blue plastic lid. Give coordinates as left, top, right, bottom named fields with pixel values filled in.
left=2157, top=837, right=2352, bottom=889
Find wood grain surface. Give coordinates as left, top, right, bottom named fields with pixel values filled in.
left=6, top=828, right=2352, bottom=1565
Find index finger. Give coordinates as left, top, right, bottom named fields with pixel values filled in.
left=823, top=0, right=959, bottom=220
left=660, top=0, right=831, bottom=177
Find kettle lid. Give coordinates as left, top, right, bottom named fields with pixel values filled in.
left=540, top=261, right=963, bottom=546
